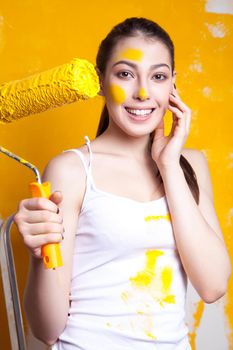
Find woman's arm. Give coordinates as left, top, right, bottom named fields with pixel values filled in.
left=14, top=152, right=86, bottom=345
left=160, top=149, right=231, bottom=303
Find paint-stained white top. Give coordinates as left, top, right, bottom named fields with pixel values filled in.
left=52, top=136, right=191, bottom=350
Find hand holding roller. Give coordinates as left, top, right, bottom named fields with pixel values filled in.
left=0, top=146, right=63, bottom=269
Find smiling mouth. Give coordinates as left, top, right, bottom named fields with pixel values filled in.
left=125, top=107, right=155, bottom=116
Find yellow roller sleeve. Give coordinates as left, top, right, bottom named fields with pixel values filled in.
left=29, top=181, right=63, bottom=269
left=0, top=58, right=100, bottom=123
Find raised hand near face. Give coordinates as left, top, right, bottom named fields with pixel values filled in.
left=151, top=88, right=192, bottom=171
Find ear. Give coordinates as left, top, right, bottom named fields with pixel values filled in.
left=95, top=66, right=105, bottom=96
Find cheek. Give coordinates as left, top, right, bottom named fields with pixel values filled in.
left=108, top=84, right=126, bottom=104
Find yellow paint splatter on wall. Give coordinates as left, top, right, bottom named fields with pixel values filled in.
left=117, top=48, right=144, bottom=61
left=188, top=300, right=205, bottom=350
left=108, top=84, right=126, bottom=104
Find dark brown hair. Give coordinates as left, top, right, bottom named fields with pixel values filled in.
left=95, top=17, right=199, bottom=204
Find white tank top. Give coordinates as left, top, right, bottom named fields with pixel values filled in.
left=52, top=136, right=191, bottom=350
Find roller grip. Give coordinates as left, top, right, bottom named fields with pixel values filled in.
left=29, top=182, right=63, bottom=269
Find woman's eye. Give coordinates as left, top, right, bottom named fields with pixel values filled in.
left=117, top=71, right=133, bottom=78
left=153, top=73, right=167, bottom=81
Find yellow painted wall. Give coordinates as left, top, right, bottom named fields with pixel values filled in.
left=0, top=1, right=232, bottom=349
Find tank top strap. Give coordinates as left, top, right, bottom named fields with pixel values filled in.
left=62, top=135, right=93, bottom=179
left=84, top=135, right=93, bottom=168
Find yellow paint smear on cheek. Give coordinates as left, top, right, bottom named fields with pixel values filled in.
left=130, top=250, right=164, bottom=287
left=118, top=48, right=144, bottom=61
left=188, top=300, right=205, bottom=350
left=108, top=84, right=126, bottom=104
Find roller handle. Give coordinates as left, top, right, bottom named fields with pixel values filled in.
left=29, top=182, right=63, bottom=269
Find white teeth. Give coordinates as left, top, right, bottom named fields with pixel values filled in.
left=126, top=108, right=153, bottom=116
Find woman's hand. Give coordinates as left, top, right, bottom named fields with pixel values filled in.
left=14, top=191, right=64, bottom=259
left=151, top=89, right=192, bottom=171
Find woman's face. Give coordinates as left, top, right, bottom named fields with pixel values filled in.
left=100, top=35, right=175, bottom=137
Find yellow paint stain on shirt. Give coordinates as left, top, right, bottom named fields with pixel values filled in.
left=188, top=300, right=205, bottom=350
left=121, top=291, right=130, bottom=302
left=118, top=48, right=143, bottom=61
left=160, top=266, right=176, bottom=305
left=130, top=250, right=164, bottom=287
left=144, top=214, right=171, bottom=222
left=161, top=294, right=176, bottom=304
left=138, top=87, right=148, bottom=100
left=108, top=84, right=126, bottom=104
left=136, top=310, right=145, bottom=315
left=145, top=331, right=157, bottom=340
left=161, top=266, right=173, bottom=293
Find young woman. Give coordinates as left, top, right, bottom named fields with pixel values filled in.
left=14, top=17, right=231, bottom=349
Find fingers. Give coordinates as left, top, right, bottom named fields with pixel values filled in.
left=49, top=191, right=63, bottom=206
left=19, top=196, right=59, bottom=213
left=25, top=221, right=63, bottom=235
left=22, top=209, right=63, bottom=224
left=23, top=232, right=63, bottom=250
left=14, top=193, right=64, bottom=258
left=168, top=93, right=191, bottom=135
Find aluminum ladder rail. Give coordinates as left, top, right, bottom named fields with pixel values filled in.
left=0, top=215, right=27, bottom=350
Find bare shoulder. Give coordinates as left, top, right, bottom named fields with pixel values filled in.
left=42, top=149, right=87, bottom=211
left=181, top=147, right=213, bottom=200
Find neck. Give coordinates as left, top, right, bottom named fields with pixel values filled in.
left=99, top=121, right=152, bottom=160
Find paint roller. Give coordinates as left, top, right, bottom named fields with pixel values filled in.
left=0, top=58, right=100, bottom=269
left=0, top=57, right=100, bottom=123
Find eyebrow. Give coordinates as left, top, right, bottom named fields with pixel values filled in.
left=112, top=60, right=171, bottom=70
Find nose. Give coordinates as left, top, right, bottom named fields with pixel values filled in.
left=136, top=87, right=149, bottom=101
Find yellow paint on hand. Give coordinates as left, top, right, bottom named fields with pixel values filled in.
left=144, top=214, right=171, bottom=222
left=130, top=250, right=164, bottom=287
left=118, top=48, right=143, bottom=61
left=138, top=87, right=148, bottom=100
left=188, top=300, right=205, bottom=350
left=108, top=84, right=126, bottom=104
